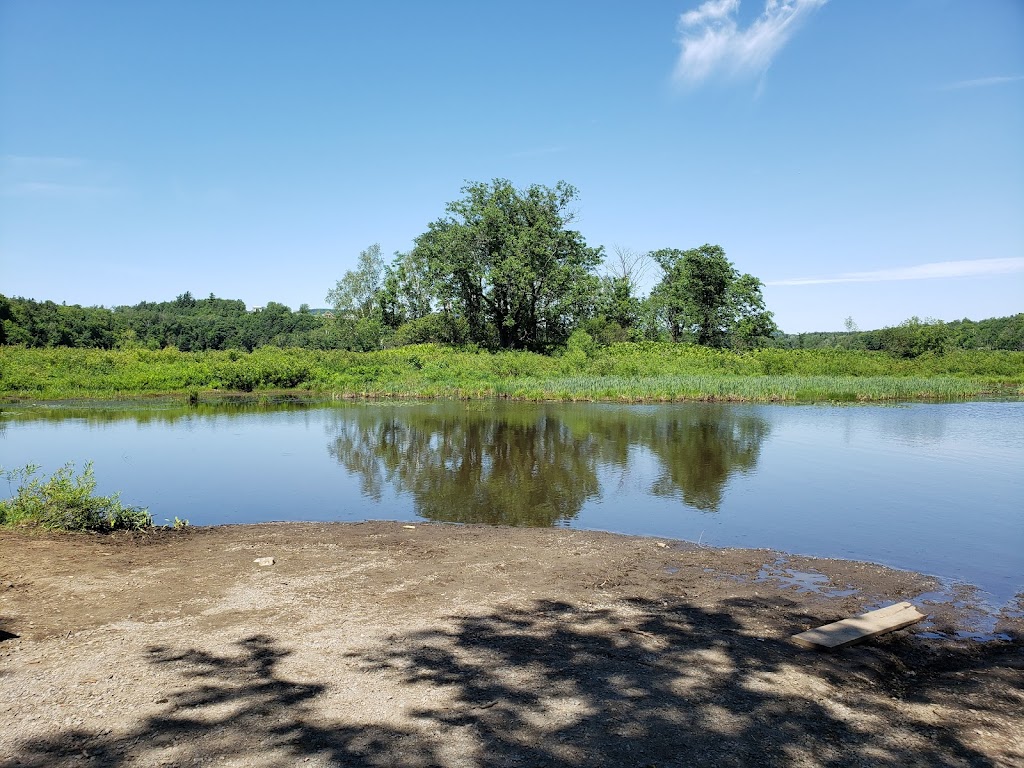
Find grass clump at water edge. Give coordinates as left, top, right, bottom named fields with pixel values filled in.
left=0, top=461, right=153, bottom=532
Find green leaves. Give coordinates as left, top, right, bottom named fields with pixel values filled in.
left=326, top=244, right=386, bottom=320
left=0, top=461, right=152, bottom=532
left=411, top=179, right=602, bottom=352
left=650, top=245, right=777, bottom=348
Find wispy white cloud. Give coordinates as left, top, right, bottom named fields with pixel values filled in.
left=938, top=74, right=1024, bottom=91
left=2, top=181, right=116, bottom=198
left=674, top=0, right=828, bottom=86
left=767, top=258, right=1024, bottom=286
left=1, top=155, right=84, bottom=168
left=0, top=155, right=119, bottom=199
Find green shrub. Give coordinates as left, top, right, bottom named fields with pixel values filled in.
left=393, top=313, right=470, bottom=346
left=0, top=462, right=152, bottom=531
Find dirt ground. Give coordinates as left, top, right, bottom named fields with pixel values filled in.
left=1, top=522, right=1021, bottom=768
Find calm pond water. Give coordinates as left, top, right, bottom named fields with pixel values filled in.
left=2, top=399, right=1022, bottom=606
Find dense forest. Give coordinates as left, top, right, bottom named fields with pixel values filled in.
left=1, top=180, right=1021, bottom=357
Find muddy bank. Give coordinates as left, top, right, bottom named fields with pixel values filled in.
left=1, top=522, right=1021, bottom=767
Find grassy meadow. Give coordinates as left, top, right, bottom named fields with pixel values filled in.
left=2, top=343, right=1022, bottom=403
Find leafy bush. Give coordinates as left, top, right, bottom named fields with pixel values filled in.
left=0, top=462, right=152, bottom=531
left=392, top=313, right=470, bottom=347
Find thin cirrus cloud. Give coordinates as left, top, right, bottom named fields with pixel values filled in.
left=2, top=181, right=116, bottom=198
left=1, top=154, right=84, bottom=169
left=766, top=258, right=1024, bottom=286
left=674, top=0, right=828, bottom=86
left=0, top=155, right=117, bottom=198
left=938, top=74, right=1024, bottom=91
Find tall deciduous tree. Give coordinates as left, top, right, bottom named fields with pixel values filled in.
left=326, top=243, right=385, bottom=320
left=378, top=250, right=436, bottom=329
left=595, top=246, right=651, bottom=334
left=650, top=244, right=777, bottom=348
left=728, top=273, right=778, bottom=348
left=411, top=179, right=602, bottom=351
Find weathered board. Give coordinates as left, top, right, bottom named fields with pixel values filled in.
left=791, top=601, right=926, bottom=650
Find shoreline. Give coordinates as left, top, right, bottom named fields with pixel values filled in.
left=2, top=521, right=1021, bottom=766
left=2, top=396, right=1022, bottom=614
left=3, top=380, right=1021, bottom=405
left=3, top=385, right=1022, bottom=410
left=3, top=520, right=1020, bottom=642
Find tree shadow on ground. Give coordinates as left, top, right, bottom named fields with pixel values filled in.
left=7, top=634, right=442, bottom=768
left=352, top=597, right=1017, bottom=767
left=7, top=597, right=1020, bottom=767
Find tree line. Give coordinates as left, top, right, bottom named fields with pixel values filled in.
left=0, top=292, right=330, bottom=352
left=2, top=179, right=1019, bottom=356
left=775, top=314, right=1024, bottom=356
left=0, top=287, right=1019, bottom=357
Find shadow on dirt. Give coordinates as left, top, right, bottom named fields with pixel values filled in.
left=7, top=597, right=1020, bottom=767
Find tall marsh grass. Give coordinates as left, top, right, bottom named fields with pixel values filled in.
left=1, top=343, right=1021, bottom=403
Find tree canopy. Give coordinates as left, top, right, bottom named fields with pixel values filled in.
left=326, top=244, right=385, bottom=320
left=409, top=179, right=603, bottom=351
left=650, top=244, right=777, bottom=349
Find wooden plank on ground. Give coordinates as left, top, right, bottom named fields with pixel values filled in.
left=791, top=602, right=926, bottom=650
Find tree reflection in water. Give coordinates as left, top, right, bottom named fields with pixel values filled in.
left=327, top=406, right=601, bottom=526
left=643, top=411, right=770, bottom=512
left=327, top=403, right=770, bottom=524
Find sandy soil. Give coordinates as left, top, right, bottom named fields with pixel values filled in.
left=1, top=522, right=1021, bottom=768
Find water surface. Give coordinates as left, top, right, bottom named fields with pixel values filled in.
left=2, top=399, right=1021, bottom=606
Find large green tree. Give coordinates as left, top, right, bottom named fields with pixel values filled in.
left=411, top=179, right=603, bottom=351
left=377, top=249, right=436, bottom=328
left=326, top=243, right=385, bottom=320
left=650, top=244, right=777, bottom=348
left=325, top=243, right=390, bottom=351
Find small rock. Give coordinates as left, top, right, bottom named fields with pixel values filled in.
left=253, top=557, right=275, bottom=566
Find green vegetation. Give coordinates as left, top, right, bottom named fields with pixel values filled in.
left=1, top=344, right=1020, bottom=402
left=0, top=291, right=330, bottom=352
left=403, top=179, right=603, bottom=351
left=331, top=181, right=777, bottom=352
left=0, top=462, right=152, bottom=532
left=0, top=179, right=779, bottom=354
left=650, top=244, right=776, bottom=348
left=1, top=179, right=1022, bottom=357
left=775, top=314, right=1024, bottom=354
left=1, top=181, right=1022, bottom=405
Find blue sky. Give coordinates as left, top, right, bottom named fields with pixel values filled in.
left=1, top=0, right=1021, bottom=332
